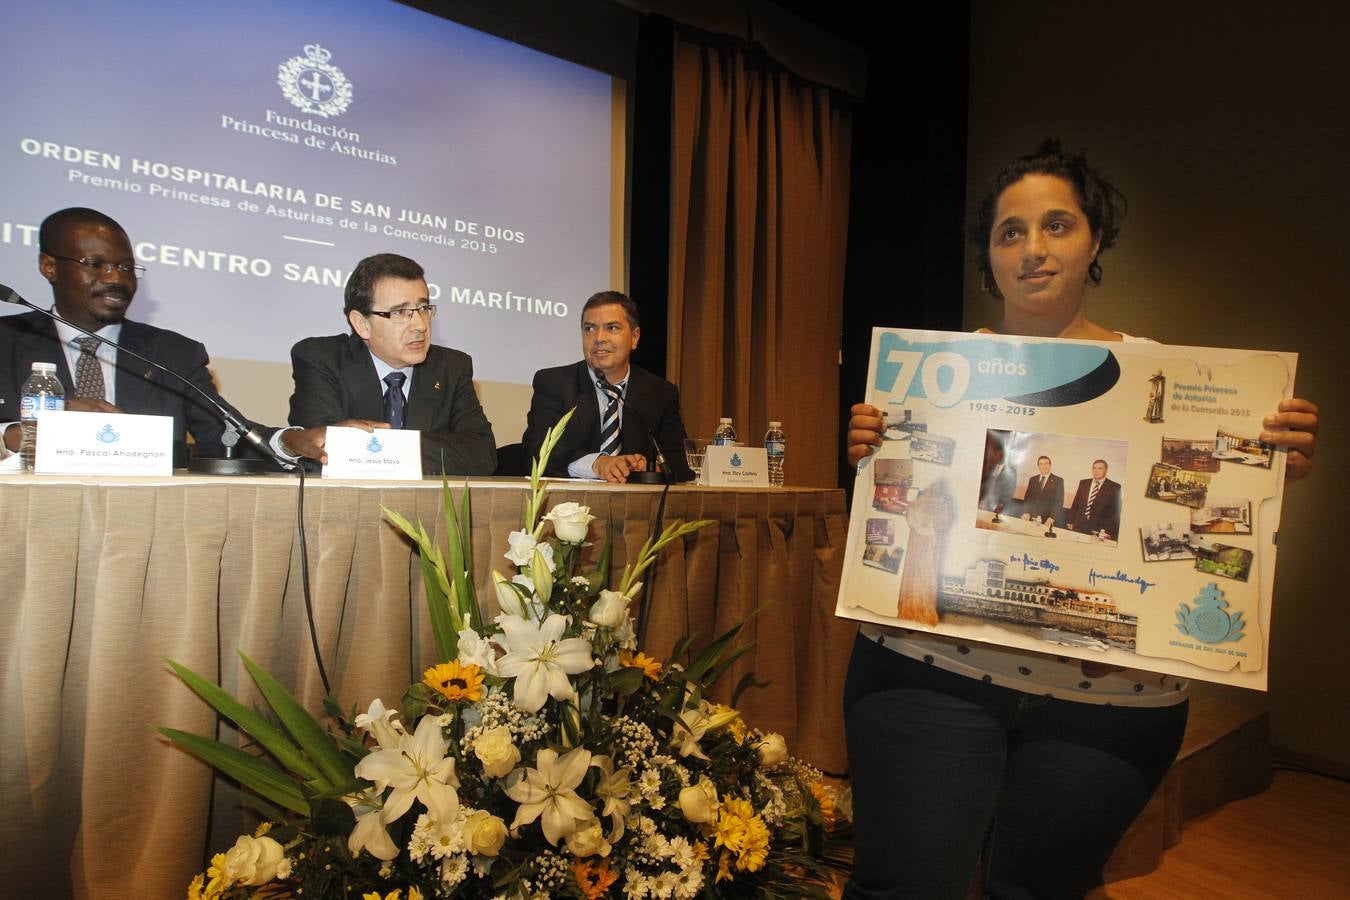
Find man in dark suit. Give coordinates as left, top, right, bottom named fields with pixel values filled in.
left=286, top=253, right=496, bottom=476
left=1020, top=454, right=1066, bottom=526
left=522, top=291, right=691, bottom=482
left=1066, top=459, right=1123, bottom=540
left=0, top=207, right=298, bottom=467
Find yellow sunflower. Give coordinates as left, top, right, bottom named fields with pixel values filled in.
left=619, top=650, right=663, bottom=680
left=422, top=660, right=484, bottom=702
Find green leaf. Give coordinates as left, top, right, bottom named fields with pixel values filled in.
left=605, top=666, right=646, bottom=696
left=310, top=796, right=358, bottom=836
left=157, top=727, right=308, bottom=815
left=164, top=659, right=322, bottom=783
left=240, top=653, right=351, bottom=789
left=699, top=642, right=756, bottom=689
left=420, top=551, right=458, bottom=662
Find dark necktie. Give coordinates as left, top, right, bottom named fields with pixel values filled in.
left=75, top=336, right=106, bottom=401
left=383, top=372, right=407, bottom=429
left=598, top=381, right=621, bottom=457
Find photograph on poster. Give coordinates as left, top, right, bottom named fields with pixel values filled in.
left=1194, top=539, right=1255, bottom=581
left=883, top=408, right=927, bottom=439
left=1161, top=436, right=1220, bottom=472
left=872, top=484, right=910, bottom=515
left=861, top=544, right=903, bottom=574
left=865, top=518, right=896, bottom=545
left=1215, top=428, right=1274, bottom=468
left=1191, top=499, right=1253, bottom=535
left=935, top=558, right=1136, bottom=652
left=1145, top=462, right=1212, bottom=509
left=1140, top=522, right=1199, bottom=561
left=874, top=458, right=913, bottom=487
left=910, top=433, right=956, bottom=465
left=974, top=430, right=1128, bottom=545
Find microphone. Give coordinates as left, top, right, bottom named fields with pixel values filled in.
left=0, top=282, right=294, bottom=474
left=594, top=371, right=673, bottom=485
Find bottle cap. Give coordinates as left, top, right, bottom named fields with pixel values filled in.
left=718, top=417, right=732, bottom=424
left=768, top=421, right=781, bottom=428
left=32, top=362, right=58, bottom=375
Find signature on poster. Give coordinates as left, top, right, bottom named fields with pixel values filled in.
left=1088, top=568, right=1157, bottom=595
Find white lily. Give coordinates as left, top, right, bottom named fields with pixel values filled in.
left=354, top=715, right=461, bottom=823
left=345, top=788, right=400, bottom=861
left=671, top=703, right=711, bottom=760
left=495, top=613, right=594, bottom=713
left=353, top=698, right=405, bottom=751
left=590, top=754, right=633, bottom=840
left=504, top=746, right=594, bottom=844
left=492, top=570, right=537, bottom=620
left=531, top=546, right=555, bottom=604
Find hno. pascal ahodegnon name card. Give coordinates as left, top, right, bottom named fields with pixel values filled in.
left=322, top=426, right=422, bottom=480
left=835, top=328, right=1297, bottom=691
left=35, top=409, right=173, bottom=475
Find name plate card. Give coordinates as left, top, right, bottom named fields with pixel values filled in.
left=35, top=410, right=173, bottom=475
left=703, top=445, right=769, bottom=486
left=321, top=426, right=423, bottom=480
left=836, top=327, right=1297, bottom=690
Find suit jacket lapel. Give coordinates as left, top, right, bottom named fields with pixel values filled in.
left=113, top=321, right=162, bottom=407
left=343, top=334, right=385, bottom=421
left=572, top=362, right=603, bottom=448
left=405, top=353, right=444, bottom=430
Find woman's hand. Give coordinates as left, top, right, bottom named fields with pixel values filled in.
left=1261, top=398, right=1319, bottom=483
left=847, top=403, right=886, bottom=467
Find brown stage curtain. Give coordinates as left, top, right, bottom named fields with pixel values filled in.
left=669, top=29, right=852, bottom=489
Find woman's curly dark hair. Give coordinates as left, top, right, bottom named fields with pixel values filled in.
left=972, top=139, right=1127, bottom=299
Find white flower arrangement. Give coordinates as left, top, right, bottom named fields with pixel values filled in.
left=163, top=410, right=845, bottom=900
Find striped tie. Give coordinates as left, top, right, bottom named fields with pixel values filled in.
left=74, top=336, right=106, bottom=401
left=1085, top=479, right=1100, bottom=518
left=598, top=382, right=620, bottom=457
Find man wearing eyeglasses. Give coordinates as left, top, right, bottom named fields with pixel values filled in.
left=285, top=252, right=496, bottom=475
left=0, top=206, right=291, bottom=466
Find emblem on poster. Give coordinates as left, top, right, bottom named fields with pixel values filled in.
left=278, top=44, right=353, bottom=118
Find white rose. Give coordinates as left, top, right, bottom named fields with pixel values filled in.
left=678, top=777, right=719, bottom=824
left=474, top=725, right=522, bottom=777
left=463, top=809, right=509, bottom=856
left=456, top=628, right=497, bottom=675
left=564, top=817, right=611, bottom=858
left=221, top=834, right=285, bottom=886
left=756, top=732, right=788, bottom=767
left=504, top=530, right=538, bottom=567
left=588, top=589, right=629, bottom=628
left=543, top=502, right=595, bottom=543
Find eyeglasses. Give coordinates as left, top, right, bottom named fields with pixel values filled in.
left=48, top=254, right=146, bottom=278
left=368, top=305, right=436, bottom=322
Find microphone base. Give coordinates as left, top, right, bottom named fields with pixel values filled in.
left=627, top=471, right=667, bottom=485
left=188, top=456, right=277, bottom=476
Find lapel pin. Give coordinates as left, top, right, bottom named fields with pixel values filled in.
left=434, top=381, right=442, bottom=391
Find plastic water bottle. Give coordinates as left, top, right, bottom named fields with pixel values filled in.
left=764, top=421, right=786, bottom=487
left=713, top=417, right=736, bottom=446
left=19, top=361, right=65, bottom=473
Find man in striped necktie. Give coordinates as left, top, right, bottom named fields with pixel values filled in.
left=522, top=291, right=693, bottom=483
left=1066, top=458, right=1123, bottom=540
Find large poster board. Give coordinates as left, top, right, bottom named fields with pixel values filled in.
left=836, top=329, right=1297, bottom=690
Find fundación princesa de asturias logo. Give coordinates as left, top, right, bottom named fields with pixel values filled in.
left=278, top=44, right=352, bottom=119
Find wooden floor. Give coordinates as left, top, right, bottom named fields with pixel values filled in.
left=1089, top=769, right=1350, bottom=899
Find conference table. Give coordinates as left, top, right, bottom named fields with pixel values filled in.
left=0, top=472, right=852, bottom=899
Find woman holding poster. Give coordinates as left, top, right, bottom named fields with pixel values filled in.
left=842, top=140, right=1318, bottom=899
